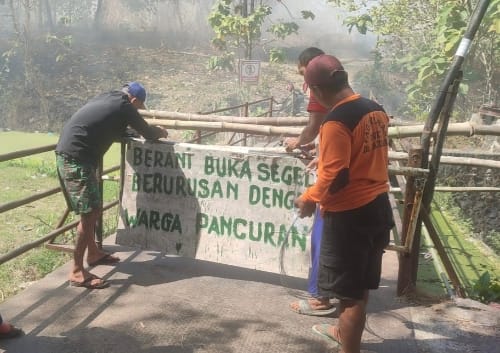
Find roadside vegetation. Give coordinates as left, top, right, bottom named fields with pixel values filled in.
left=423, top=193, right=500, bottom=301
left=0, top=131, right=120, bottom=300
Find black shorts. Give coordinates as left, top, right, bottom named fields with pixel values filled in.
left=318, top=193, right=394, bottom=300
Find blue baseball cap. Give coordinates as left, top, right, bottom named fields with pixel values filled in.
left=126, top=81, right=147, bottom=103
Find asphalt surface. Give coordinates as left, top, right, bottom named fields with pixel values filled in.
left=0, top=235, right=498, bottom=353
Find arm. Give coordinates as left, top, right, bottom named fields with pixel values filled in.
left=284, top=111, right=324, bottom=152
left=300, top=121, right=351, bottom=203
left=126, top=106, right=168, bottom=140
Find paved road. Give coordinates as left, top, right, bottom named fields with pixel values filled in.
left=0, top=236, right=498, bottom=353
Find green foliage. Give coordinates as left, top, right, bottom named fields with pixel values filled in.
left=207, top=54, right=235, bottom=71
left=269, top=48, right=285, bottom=63
left=344, top=14, right=371, bottom=35
left=268, top=22, right=299, bottom=40
left=471, top=271, right=500, bottom=304
left=207, top=0, right=314, bottom=69
left=301, top=11, right=315, bottom=20
left=208, top=0, right=271, bottom=63
left=328, top=0, right=500, bottom=119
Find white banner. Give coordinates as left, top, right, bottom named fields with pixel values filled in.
left=116, top=140, right=314, bottom=278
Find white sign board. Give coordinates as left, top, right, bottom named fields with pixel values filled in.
left=239, top=60, right=260, bottom=84
left=116, top=140, right=314, bottom=278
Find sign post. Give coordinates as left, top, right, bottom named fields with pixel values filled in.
left=239, top=60, right=261, bottom=85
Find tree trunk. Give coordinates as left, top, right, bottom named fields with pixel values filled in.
left=94, top=0, right=104, bottom=30
left=43, top=0, right=54, bottom=31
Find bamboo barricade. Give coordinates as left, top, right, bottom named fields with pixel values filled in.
left=143, top=118, right=500, bottom=139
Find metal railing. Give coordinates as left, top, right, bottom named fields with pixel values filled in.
left=0, top=146, right=120, bottom=265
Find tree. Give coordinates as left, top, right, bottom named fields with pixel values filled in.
left=207, top=0, right=314, bottom=70
left=328, top=0, right=499, bottom=119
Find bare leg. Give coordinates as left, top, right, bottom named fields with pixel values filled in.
left=336, top=290, right=369, bottom=353
left=69, top=209, right=104, bottom=285
left=84, top=208, right=119, bottom=265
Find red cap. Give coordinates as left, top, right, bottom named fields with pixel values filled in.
left=304, top=54, right=345, bottom=86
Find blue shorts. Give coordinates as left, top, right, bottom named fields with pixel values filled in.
left=318, top=193, right=393, bottom=300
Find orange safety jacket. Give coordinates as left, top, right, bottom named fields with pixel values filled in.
left=300, top=94, right=390, bottom=212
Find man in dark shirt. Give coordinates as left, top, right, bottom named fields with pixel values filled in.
left=56, top=82, right=168, bottom=289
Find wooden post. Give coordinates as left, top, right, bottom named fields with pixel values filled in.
left=194, top=130, right=201, bottom=144
left=243, top=102, right=249, bottom=146
left=119, top=141, right=126, bottom=202
left=267, top=97, right=274, bottom=144
left=397, top=147, right=423, bottom=295
left=95, top=157, right=104, bottom=249
left=48, top=208, right=70, bottom=247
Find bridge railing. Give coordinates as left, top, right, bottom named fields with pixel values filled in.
left=0, top=96, right=295, bottom=266
left=0, top=145, right=120, bottom=264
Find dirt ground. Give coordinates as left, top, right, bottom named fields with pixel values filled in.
left=2, top=42, right=374, bottom=139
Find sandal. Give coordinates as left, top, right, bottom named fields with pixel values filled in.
left=312, top=324, right=341, bottom=348
left=70, top=274, right=109, bottom=289
left=87, top=253, right=120, bottom=267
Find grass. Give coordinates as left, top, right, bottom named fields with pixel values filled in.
left=428, top=193, right=500, bottom=297
left=412, top=192, right=500, bottom=301
left=0, top=131, right=121, bottom=300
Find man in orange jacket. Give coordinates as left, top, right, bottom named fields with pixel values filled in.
left=294, top=55, right=394, bottom=353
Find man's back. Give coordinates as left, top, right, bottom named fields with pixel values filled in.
left=56, top=91, right=140, bottom=165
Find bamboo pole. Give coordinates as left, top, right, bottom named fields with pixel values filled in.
left=391, top=186, right=500, bottom=192
left=143, top=118, right=500, bottom=138
left=144, top=119, right=303, bottom=136
left=389, top=122, right=500, bottom=138
left=390, top=150, right=500, bottom=169
left=140, top=110, right=309, bottom=126
left=388, top=165, right=429, bottom=177
left=397, top=147, right=424, bottom=295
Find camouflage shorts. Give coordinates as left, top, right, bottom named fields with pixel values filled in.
left=56, top=154, right=101, bottom=215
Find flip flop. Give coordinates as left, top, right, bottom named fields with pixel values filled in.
left=70, top=275, right=109, bottom=289
left=290, top=299, right=337, bottom=317
left=88, top=253, right=120, bottom=267
left=0, top=324, right=24, bottom=339
left=312, top=324, right=341, bottom=348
